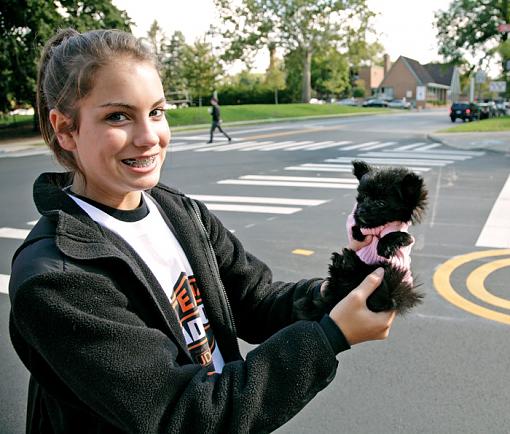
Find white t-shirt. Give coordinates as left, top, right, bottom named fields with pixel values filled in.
left=67, top=190, right=225, bottom=373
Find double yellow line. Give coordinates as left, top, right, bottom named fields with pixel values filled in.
left=433, top=249, right=510, bottom=325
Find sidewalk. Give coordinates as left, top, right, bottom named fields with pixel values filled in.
left=428, top=131, right=510, bottom=153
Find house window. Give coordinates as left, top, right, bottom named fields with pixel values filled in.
left=380, top=87, right=394, bottom=99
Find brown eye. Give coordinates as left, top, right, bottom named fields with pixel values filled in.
left=150, top=108, right=164, bottom=118
left=106, top=112, right=127, bottom=122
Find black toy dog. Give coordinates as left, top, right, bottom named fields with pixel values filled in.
left=296, top=160, right=427, bottom=319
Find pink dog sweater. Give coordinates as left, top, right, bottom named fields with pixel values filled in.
left=346, top=206, right=414, bottom=285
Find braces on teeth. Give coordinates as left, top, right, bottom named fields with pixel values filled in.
left=123, top=156, right=156, bottom=167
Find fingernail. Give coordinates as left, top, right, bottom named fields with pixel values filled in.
left=374, top=267, right=384, bottom=277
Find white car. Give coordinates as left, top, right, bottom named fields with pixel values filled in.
left=387, top=99, right=411, bottom=109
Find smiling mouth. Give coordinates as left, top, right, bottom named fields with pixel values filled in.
left=122, top=156, right=157, bottom=168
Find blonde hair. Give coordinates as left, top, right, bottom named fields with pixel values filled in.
left=36, top=28, right=158, bottom=172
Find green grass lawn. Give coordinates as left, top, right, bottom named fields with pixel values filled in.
left=0, top=114, right=33, bottom=128
left=166, top=103, right=386, bottom=127
left=441, top=116, right=510, bottom=133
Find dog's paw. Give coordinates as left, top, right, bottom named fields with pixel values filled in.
left=377, top=232, right=413, bottom=258
left=368, top=265, right=424, bottom=314
left=351, top=225, right=366, bottom=242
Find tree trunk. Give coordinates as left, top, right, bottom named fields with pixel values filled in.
left=31, top=97, right=40, bottom=133
left=504, top=0, right=509, bottom=99
left=301, top=48, right=312, bottom=103
left=274, top=88, right=279, bottom=105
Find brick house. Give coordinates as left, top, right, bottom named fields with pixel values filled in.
left=358, top=54, right=392, bottom=96
left=378, top=56, right=460, bottom=108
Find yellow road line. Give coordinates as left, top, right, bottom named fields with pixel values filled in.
left=433, top=249, right=510, bottom=325
left=292, top=249, right=315, bottom=256
left=466, top=258, right=510, bottom=309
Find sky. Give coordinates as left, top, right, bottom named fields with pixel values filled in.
left=112, top=0, right=453, bottom=70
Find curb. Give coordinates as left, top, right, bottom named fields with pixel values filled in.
left=427, top=132, right=510, bottom=153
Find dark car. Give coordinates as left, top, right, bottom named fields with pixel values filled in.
left=478, top=101, right=498, bottom=119
left=450, top=102, right=479, bottom=122
left=362, top=98, right=388, bottom=107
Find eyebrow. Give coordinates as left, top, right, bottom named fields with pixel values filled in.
left=99, top=97, right=166, bottom=109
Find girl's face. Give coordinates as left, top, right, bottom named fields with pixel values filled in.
left=65, top=60, right=170, bottom=209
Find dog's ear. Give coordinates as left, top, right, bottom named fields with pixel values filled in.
left=401, top=173, right=427, bottom=211
left=352, top=160, right=372, bottom=180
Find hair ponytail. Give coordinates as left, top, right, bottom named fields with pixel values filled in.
left=37, top=29, right=80, bottom=170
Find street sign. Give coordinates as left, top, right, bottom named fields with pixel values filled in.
left=490, top=81, right=507, bottom=92
left=475, top=70, right=486, bottom=84
left=498, top=23, right=510, bottom=32
left=416, top=86, right=426, bottom=101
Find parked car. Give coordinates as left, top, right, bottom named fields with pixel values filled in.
left=336, top=97, right=358, bottom=106
left=387, top=99, right=411, bottom=109
left=362, top=98, right=388, bottom=107
left=478, top=101, right=498, bottom=119
left=495, top=100, right=508, bottom=116
left=449, top=102, right=479, bottom=122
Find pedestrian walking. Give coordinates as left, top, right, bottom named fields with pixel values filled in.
left=207, top=96, right=231, bottom=143
left=9, top=28, right=396, bottom=434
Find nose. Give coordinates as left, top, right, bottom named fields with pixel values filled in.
left=133, top=119, right=160, bottom=148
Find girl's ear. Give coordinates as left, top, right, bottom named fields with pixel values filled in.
left=49, top=109, right=77, bottom=151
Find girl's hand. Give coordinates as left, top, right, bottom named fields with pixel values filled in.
left=328, top=268, right=396, bottom=346
left=348, top=234, right=373, bottom=251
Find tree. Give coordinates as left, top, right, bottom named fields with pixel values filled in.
left=0, top=0, right=131, bottom=120
left=181, top=39, right=223, bottom=106
left=145, top=20, right=167, bottom=63
left=435, top=0, right=510, bottom=78
left=264, top=42, right=286, bottom=103
left=162, top=31, right=188, bottom=95
left=214, top=0, right=375, bottom=103
left=312, top=46, right=350, bottom=99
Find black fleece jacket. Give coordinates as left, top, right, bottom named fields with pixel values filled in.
left=9, top=172, right=349, bottom=434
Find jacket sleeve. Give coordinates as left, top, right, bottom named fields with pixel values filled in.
left=193, top=199, right=329, bottom=343
left=10, top=266, right=344, bottom=434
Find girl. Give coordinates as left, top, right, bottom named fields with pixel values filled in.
left=9, top=28, right=395, bottom=433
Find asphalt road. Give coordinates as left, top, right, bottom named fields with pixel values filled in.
left=1, top=109, right=509, bottom=433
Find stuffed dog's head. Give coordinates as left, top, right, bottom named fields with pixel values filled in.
left=352, top=160, right=428, bottom=228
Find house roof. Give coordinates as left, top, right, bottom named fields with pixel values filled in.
left=401, top=56, right=434, bottom=85
left=380, top=56, right=456, bottom=88
left=423, top=63, right=455, bottom=86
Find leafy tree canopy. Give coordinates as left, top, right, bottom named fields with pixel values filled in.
left=435, top=0, right=510, bottom=74
left=0, top=0, right=131, bottom=114
left=213, top=0, right=376, bottom=102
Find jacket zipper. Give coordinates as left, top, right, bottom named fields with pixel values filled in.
left=186, top=199, right=240, bottom=355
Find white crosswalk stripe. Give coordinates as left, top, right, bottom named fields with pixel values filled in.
left=0, top=137, right=489, bottom=157
left=359, top=151, right=468, bottom=161
left=476, top=174, right=510, bottom=248
left=285, top=163, right=353, bottom=172
left=284, top=163, right=430, bottom=173
left=304, top=141, right=353, bottom=151
left=325, top=157, right=451, bottom=166
left=199, top=141, right=269, bottom=152
left=218, top=174, right=358, bottom=189
left=339, top=141, right=380, bottom=151
left=240, top=141, right=304, bottom=151
left=414, top=143, right=441, bottom=151
left=0, top=274, right=9, bottom=294
left=0, top=227, right=30, bottom=239
left=188, top=194, right=327, bottom=206
left=361, top=141, right=397, bottom=150
left=394, top=142, right=426, bottom=151
left=283, top=140, right=334, bottom=151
